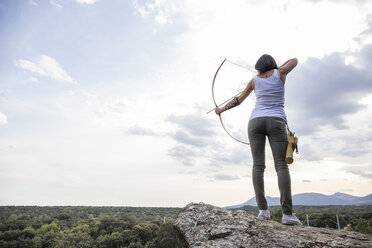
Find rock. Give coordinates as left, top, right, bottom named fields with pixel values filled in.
left=172, top=202, right=372, bottom=248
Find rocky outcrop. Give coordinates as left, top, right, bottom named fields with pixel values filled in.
left=172, top=202, right=372, bottom=248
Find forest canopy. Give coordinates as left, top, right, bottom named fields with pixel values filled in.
left=0, top=205, right=371, bottom=248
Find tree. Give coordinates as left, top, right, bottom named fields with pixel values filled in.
left=96, top=232, right=124, bottom=248
left=132, top=223, right=158, bottom=245
left=38, top=222, right=60, bottom=234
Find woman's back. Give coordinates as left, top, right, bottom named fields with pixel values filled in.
left=250, top=69, right=286, bottom=121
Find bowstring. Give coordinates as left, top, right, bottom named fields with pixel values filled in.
left=225, top=59, right=256, bottom=73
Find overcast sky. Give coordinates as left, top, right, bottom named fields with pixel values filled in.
left=0, top=0, right=372, bottom=207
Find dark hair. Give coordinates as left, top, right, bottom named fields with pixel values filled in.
left=255, top=54, right=278, bottom=74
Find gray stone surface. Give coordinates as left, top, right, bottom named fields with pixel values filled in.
left=172, top=202, right=372, bottom=248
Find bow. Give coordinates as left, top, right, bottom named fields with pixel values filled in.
left=211, top=59, right=250, bottom=145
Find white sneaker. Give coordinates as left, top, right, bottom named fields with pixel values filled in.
left=282, top=213, right=303, bottom=225
left=257, top=209, right=271, bottom=220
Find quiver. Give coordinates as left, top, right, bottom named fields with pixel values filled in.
left=286, top=131, right=298, bottom=164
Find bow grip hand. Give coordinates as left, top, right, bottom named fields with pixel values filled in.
left=215, top=107, right=223, bottom=115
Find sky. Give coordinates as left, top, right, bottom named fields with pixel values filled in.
left=0, top=0, right=372, bottom=207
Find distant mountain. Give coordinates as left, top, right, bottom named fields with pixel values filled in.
left=356, top=194, right=372, bottom=205
left=331, top=192, right=359, bottom=202
left=225, top=192, right=372, bottom=209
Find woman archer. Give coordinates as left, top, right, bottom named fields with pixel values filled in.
left=215, top=54, right=302, bottom=225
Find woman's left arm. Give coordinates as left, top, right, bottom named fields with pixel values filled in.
left=215, top=78, right=254, bottom=115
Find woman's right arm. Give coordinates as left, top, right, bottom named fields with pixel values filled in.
left=278, top=58, right=298, bottom=83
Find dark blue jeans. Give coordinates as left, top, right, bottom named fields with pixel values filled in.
left=248, top=117, right=292, bottom=215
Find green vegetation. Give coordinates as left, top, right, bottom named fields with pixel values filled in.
left=239, top=205, right=372, bottom=234
left=0, top=205, right=371, bottom=247
left=0, top=206, right=185, bottom=248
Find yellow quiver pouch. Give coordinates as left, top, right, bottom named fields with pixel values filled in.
left=286, top=130, right=298, bottom=164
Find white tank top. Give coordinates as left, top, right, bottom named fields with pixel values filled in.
left=250, top=69, right=287, bottom=122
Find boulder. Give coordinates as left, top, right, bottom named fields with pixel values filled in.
left=173, top=202, right=372, bottom=248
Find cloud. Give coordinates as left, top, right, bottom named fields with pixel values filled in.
left=165, top=111, right=226, bottom=165
left=177, top=170, right=196, bottom=175
left=210, top=148, right=251, bottom=167
left=341, top=145, right=372, bottom=158
left=212, top=174, right=240, bottom=181
left=287, top=45, right=372, bottom=135
left=0, top=112, right=7, bottom=125
left=126, top=125, right=160, bottom=136
left=92, top=97, right=130, bottom=118
left=168, top=145, right=200, bottom=166
left=75, top=0, right=100, bottom=4
left=356, top=43, right=372, bottom=69
left=132, top=0, right=175, bottom=25
left=302, top=179, right=311, bottom=183
left=298, top=143, right=323, bottom=161
left=28, top=0, right=37, bottom=6
left=320, top=179, right=328, bottom=181
left=343, top=165, right=372, bottom=179
left=169, top=130, right=209, bottom=148
left=306, top=0, right=369, bottom=4
left=29, top=77, right=39, bottom=82
left=50, top=0, right=62, bottom=8
left=166, top=113, right=216, bottom=137
left=15, top=55, right=74, bottom=83
left=166, top=111, right=252, bottom=167
left=336, top=123, right=372, bottom=158
left=166, top=112, right=217, bottom=148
